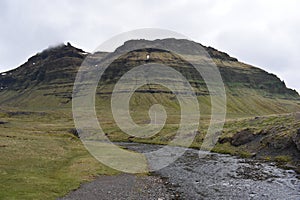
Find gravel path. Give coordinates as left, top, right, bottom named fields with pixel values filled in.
left=58, top=174, right=177, bottom=200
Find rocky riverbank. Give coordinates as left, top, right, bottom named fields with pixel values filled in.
left=59, top=174, right=177, bottom=200
left=60, top=143, right=300, bottom=200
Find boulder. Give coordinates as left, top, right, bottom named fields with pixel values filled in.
left=231, top=129, right=255, bottom=146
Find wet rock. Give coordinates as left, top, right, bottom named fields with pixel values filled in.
left=231, top=129, right=255, bottom=146
left=235, top=164, right=279, bottom=181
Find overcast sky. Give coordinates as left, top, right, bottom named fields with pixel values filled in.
left=0, top=0, right=299, bottom=91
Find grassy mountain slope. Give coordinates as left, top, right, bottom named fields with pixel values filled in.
left=0, top=39, right=299, bottom=116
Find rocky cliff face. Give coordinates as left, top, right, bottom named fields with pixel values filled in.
left=0, top=43, right=87, bottom=90
left=103, top=40, right=299, bottom=98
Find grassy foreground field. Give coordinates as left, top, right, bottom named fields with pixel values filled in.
left=0, top=108, right=118, bottom=200
left=1, top=102, right=300, bottom=199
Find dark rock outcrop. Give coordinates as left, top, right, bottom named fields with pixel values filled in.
left=293, top=129, right=300, bottom=151
left=218, top=137, right=232, bottom=144
left=68, top=128, right=81, bottom=138
left=231, top=129, right=256, bottom=146
left=266, top=136, right=294, bottom=150
left=0, top=43, right=88, bottom=91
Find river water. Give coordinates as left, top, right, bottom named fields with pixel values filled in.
left=119, top=142, right=300, bottom=200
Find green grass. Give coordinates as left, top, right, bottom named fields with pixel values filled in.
left=274, top=155, right=292, bottom=163
left=97, top=109, right=300, bottom=169
left=0, top=109, right=118, bottom=200
left=0, top=87, right=300, bottom=199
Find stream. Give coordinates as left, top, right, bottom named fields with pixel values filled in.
left=119, top=142, right=300, bottom=200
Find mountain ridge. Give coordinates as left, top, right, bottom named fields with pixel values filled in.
left=0, top=39, right=299, bottom=116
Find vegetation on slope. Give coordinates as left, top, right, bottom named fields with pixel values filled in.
left=0, top=108, right=118, bottom=200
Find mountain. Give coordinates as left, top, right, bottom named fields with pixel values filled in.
left=0, top=39, right=299, bottom=116
left=1, top=39, right=299, bottom=115
left=1, top=39, right=300, bottom=172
